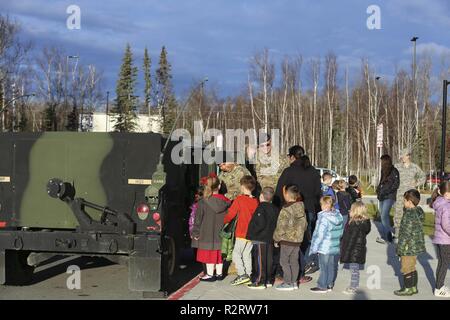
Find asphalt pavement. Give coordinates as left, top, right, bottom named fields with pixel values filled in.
left=181, top=218, right=442, bottom=300
left=0, top=194, right=443, bottom=300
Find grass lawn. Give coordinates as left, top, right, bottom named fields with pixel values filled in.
left=366, top=204, right=435, bottom=236
left=359, top=180, right=433, bottom=197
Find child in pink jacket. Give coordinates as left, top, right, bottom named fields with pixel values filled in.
left=431, top=181, right=450, bottom=298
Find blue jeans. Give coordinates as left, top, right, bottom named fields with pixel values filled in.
left=303, top=212, right=318, bottom=267
left=307, top=211, right=316, bottom=236
left=342, top=215, right=348, bottom=228
left=318, top=253, right=337, bottom=289
left=379, top=199, right=395, bottom=240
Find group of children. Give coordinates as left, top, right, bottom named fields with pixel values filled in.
left=189, top=171, right=450, bottom=297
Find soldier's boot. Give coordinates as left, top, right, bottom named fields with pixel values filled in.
left=394, top=273, right=415, bottom=296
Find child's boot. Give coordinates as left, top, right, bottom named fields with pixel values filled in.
left=394, top=273, right=415, bottom=296
left=411, top=271, right=418, bottom=295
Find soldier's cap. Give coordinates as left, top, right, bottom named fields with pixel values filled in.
left=258, top=132, right=271, bottom=146
left=399, top=147, right=411, bottom=157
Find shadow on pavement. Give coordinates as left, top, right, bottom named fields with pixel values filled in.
left=354, top=289, right=369, bottom=300
left=166, top=248, right=202, bottom=295
left=28, top=249, right=202, bottom=296
left=386, top=242, right=402, bottom=287
left=373, top=220, right=385, bottom=240
left=30, top=256, right=115, bottom=285
left=418, top=236, right=437, bottom=292
left=417, top=252, right=435, bottom=292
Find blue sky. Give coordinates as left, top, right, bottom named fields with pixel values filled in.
left=2, top=0, right=450, bottom=99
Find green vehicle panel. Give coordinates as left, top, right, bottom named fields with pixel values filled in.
left=0, top=132, right=161, bottom=230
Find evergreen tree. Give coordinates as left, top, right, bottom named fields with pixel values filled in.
left=66, top=106, right=79, bottom=131
left=113, top=43, right=138, bottom=132
left=143, top=47, right=152, bottom=112
left=155, top=46, right=177, bottom=134
left=17, top=103, right=28, bottom=131
left=43, top=106, right=56, bottom=131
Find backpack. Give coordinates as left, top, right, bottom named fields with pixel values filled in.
left=220, top=216, right=237, bottom=261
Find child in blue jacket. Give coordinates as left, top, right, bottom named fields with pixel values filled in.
left=321, top=172, right=339, bottom=211
left=309, top=196, right=344, bottom=293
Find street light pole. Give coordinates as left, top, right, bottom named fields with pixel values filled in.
left=65, top=55, right=78, bottom=130
left=0, top=93, right=35, bottom=114
left=411, top=36, right=419, bottom=141
left=0, top=93, right=35, bottom=132
left=106, top=91, right=109, bottom=132
left=375, top=76, right=382, bottom=184
left=441, top=80, right=449, bottom=180
left=11, top=83, right=16, bottom=132
left=411, top=37, right=418, bottom=91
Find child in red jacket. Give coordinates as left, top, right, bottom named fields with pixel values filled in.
left=224, top=175, right=259, bottom=286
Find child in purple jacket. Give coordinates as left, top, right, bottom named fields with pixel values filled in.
left=431, top=181, right=450, bottom=298
left=189, top=186, right=205, bottom=237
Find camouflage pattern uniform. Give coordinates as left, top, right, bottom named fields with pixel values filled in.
left=397, top=206, right=426, bottom=257
left=255, top=151, right=289, bottom=190
left=218, top=164, right=251, bottom=201
left=393, top=162, right=426, bottom=237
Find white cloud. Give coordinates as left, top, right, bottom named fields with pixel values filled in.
left=417, top=43, right=450, bottom=56
left=403, top=42, right=450, bottom=57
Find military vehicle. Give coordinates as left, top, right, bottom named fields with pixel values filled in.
left=0, top=132, right=214, bottom=295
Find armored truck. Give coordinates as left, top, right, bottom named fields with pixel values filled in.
left=0, top=132, right=213, bottom=295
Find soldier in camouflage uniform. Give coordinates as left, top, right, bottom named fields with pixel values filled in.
left=394, top=148, right=426, bottom=238
left=218, top=161, right=251, bottom=201
left=254, top=134, right=289, bottom=191
left=217, top=153, right=251, bottom=275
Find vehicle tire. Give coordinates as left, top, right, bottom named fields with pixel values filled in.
left=5, top=250, right=35, bottom=285
left=163, top=236, right=176, bottom=277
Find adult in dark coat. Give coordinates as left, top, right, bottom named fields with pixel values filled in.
left=376, top=154, right=400, bottom=244
left=275, top=146, right=322, bottom=232
left=275, top=145, right=322, bottom=277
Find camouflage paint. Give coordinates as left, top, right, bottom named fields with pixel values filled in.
left=20, top=133, right=114, bottom=228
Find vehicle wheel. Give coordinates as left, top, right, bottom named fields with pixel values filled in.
left=163, top=236, right=176, bottom=277
left=5, top=250, right=35, bottom=285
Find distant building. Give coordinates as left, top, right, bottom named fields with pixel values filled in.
left=79, top=112, right=162, bottom=133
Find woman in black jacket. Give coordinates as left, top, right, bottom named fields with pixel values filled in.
left=376, top=154, right=400, bottom=244
left=275, top=145, right=322, bottom=277
left=340, top=202, right=371, bottom=294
